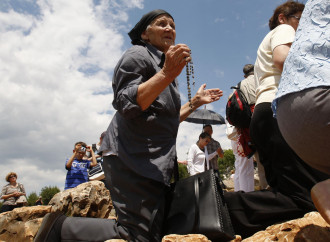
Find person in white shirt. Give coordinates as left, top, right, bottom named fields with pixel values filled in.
left=187, top=132, right=221, bottom=176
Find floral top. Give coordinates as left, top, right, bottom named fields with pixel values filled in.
left=1, top=183, right=25, bottom=205
left=273, top=0, right=330, bottom=115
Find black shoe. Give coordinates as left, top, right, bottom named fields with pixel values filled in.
left=34, top=211, right=66, bottom=242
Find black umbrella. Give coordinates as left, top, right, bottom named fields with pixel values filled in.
left=185, top=108, right=225, bottom=125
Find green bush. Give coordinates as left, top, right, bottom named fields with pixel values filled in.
left=178, top=163, right=189, bottom=179
left=217, top=149, right=235, bottom=180
left=40, top=186, right=60, bottom=205
left=27, top=192, right=38, bottom=206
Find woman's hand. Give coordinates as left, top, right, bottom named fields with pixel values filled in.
left=179, top=84, right=223, bottom=122
left=137, top=43, right=191, bottom=111
left=161, top=44, right=191, bottom=81
left=194, top=84, right=223, bottom=106
left=12, top=192, right=21, bottom=197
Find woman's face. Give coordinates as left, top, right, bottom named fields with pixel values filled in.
left=141, top=14, right=176, bottom=52
left=199, top=137, right=211, bottom=148
left=281, top=11, right=302, bottom=31
left=8, top=174, right=17, bottom=182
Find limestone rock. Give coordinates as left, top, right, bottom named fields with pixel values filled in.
left=0, top=205, right=51, bottom=242
left=49, top=180, right=112, bottom=218
left=242, top=212, right=330, bottom=242
left=105, top=240, right=127, bottom=242
left=1, top=182, right=329, bottom=242
left=223, top=177, right=234, bottom=190
left=162, top=234, right=211, bottom=242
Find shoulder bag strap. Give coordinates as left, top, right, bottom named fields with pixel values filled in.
left=18, top=183, right=23, bottom=192
left=173, top=156, right=179, bottom=182
left=193, top=177, right=200, bottom=232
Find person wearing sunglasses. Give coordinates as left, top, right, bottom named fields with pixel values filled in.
left=0, top=172, right=26, bottom=213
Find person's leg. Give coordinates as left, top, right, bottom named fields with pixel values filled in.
left=234, top=159, right=240, bottom=192
left=0, top=204, right=17, bottom=213
left=231, top=140, right=240, bottom=192
left=254, top=152, right=268, bottom=189
left=277, top=87, right=330, bottom=225
left=102, top=155, right=166, bottom=242
left=224, top=190, right=307, bottom=239
left=250, top=103, right=328, bottom=206
left=250, top=103, right=275, bottom=187
left=277, top=87, right=330, bottom=175
left=247, top=102, right=329, bottom=239
left=36, top=155, right=167, bottom=242
left=61, top=217, right=128, bottom=241
left=239, top=156, right=254, bottom=192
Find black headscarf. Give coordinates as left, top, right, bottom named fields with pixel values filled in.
left=128, top=9, right=174, bottom=45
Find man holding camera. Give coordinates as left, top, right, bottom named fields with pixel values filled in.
left=64, top=141, right=97, bottom=190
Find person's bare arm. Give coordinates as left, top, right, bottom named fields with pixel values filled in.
left=88, top=146, right=97, bottom=167
left=137, top=44, right=191, bottom=111
left=1, top=193, right=16, bottom=199
left=273, top=43, right=291, bottom=71
left=66, top=151, right=77, bottom=169
left=180, top=84, right=223, bottom=122
left=217, top=147, right=224, bottom=158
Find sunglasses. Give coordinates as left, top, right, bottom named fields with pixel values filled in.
left=9, top=175, right=16, bottom=178
left=289, top=15, right=300, bottom=21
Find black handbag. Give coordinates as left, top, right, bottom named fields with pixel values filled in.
left=164, top=169, right=235, bottom=241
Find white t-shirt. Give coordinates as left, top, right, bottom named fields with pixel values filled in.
left=187, top=143, right=218, bottom=176
left=254, top=24, right=295, bottom=105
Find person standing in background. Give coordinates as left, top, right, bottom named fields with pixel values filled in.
left=225, top=1, right=328, bottom=238
left=227, top=64, right=256, bottom=192
left=35, top=196, right=43, bottom=206
left=187, top=132, right=222, bottom=176
left=202, top=124, right=223, bottom=171
left=273, top=0, right=330, bottom=224
left=64, top=142, right=97, bottom=190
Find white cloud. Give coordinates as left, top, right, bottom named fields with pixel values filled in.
left=0, top=0, right=142, bottom=195
left=214, top=69, right=225, bottom=79
left=214, top=17, right=225, bottom=23
left=0, top=0, right=233, bottom=197
left=245, top=55, right=252, bottom=62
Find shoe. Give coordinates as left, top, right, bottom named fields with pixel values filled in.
left=34, top=211, right=66, bottom=242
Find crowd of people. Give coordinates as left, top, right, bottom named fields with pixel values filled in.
left=1, top=0, right=329, bottom=241
left=0, top=132, right=107, bottom=214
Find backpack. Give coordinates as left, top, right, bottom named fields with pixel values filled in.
left=226, top=82, right=252, bottom=129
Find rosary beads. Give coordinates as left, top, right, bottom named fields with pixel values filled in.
left=186, top=54, right=195, bottom=112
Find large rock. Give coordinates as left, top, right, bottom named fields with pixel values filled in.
left=49, top=180, right=112, bottom=218
left=242, top=211, right=330, bottom=242
left=162, top=234, right=211, bottom=241
left=0, top=205, right=51, bottom=242
left=0, top=181, right=113, bottom=241
left=1, top=181, right=329, bottom=242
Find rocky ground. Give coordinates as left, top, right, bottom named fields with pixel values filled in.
left=0, top=181, right=329, bottom=242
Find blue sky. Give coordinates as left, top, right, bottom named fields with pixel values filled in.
left=0, top=0, right=307, bottom=195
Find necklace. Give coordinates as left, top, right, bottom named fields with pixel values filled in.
left=186, top=54, right=195, bottom=111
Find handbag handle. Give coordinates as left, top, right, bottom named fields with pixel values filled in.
left=193, top=177, right=200, bottom=232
